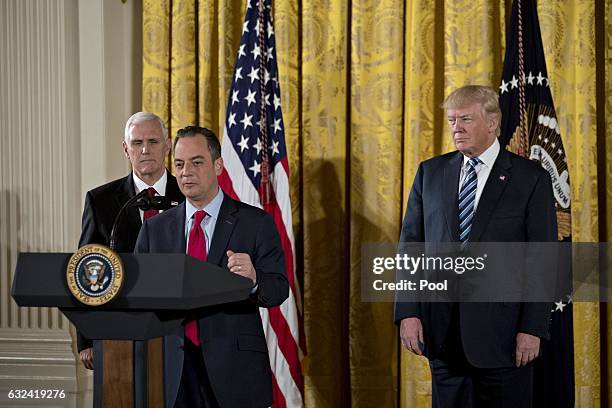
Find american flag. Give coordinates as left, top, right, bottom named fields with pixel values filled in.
left=218, top=0, right=304, bottom=406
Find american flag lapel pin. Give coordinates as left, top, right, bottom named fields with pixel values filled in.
left=499, top=175, right=506, bottom=181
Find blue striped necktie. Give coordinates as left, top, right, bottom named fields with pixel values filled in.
left=458, top=157, right=481, bottom=242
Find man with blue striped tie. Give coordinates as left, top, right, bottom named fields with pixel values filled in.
left=394, top=86, right=557, bottom=407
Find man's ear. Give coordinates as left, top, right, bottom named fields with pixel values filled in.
left=215, top=157, right=224, bottom=176
left=489, top=115, right=499, bottom=134
left=122, top=141, right=130, bottom=159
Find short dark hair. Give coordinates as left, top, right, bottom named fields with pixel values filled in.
left=173, top=126, right=221, bottom=160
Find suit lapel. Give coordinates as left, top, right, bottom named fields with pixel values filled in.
left=468, top=149, right=512, bottom=242
left=173, top=201, right=187, bottom=253
left=165, top=172, right=184, bottom=205
left=443, top=152, right=463, bottom=241
left=118, top=173, right=142, bottom=233
left=207, top=196, right=238, bottom=266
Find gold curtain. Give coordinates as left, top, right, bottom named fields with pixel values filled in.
left=142, top=0, right=610, bottom=406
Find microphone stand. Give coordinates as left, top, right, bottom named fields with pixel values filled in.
left=109, top=189, right=149, bottom=251
left=104, top=188, right=180, bottom=408
left=109, top=190, right=178, bottom=250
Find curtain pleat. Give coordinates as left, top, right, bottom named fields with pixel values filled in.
left=142, top=1, right=608, bottom=406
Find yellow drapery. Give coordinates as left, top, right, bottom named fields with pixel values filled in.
left=142, top=1, right=610, bottom=406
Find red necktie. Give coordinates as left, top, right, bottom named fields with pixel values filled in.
left=185, top=210, right=207, bottom=345
left=143, top=187, right=159, bottom=220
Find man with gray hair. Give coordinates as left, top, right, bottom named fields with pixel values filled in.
left=395, top=85, right=557, bottom=407
left=76, top=111, right=183, bottom=368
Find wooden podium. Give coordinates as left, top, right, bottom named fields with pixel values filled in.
left=12, top=252, right=252, bottom=408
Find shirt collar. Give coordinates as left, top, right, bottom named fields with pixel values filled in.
left=132, top=169, right=168, bottom=195
left=185, top=188, right=224, bottom=222
left=462, top=138, right=500, bottom=168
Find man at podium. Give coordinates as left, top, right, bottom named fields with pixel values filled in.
left=77, top=112, right=183, bottom=368
left=135, top=126, right=289, bottom=407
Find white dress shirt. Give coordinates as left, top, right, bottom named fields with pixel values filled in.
left=458, top=138, right=500, bottom=211
left=132, top=170, right=168, bottom=221
left=184, top=188, right=224, bottom=253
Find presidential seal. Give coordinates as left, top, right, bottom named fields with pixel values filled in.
left=66, top=244, right=124, bottom=306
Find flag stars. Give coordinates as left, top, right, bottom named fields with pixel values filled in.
left=247, top=67, right=259, bottom=83
left=558, top=149, right=563, bottom=156
left=237, top=135, right=249, bottom=152
left=554, top=300, right=566, bottom=312
left=264, top=93, right=271, bottom=106
left=254, top=21, right=262, bottom=37
left=249, top=160, right=261, bottom=177
left=510, top=75, right=519, bottom=89
left=235, top=67, right=243, bottom=82
left=244, top=89, right=257, bottom=106
left=240, top=112, right=253, bottom=129
left=228, top=112, right=237, bottom=128
left=242, top=21, right=249, bottom=34
left=526, top=71, right=535, bottom=85
left=266, top=47, right=275, bottom=61
left=551, top=142, right=556, bottom=148
left=544, top=138, right=549, bottom=143
left=499, top=80, right=509, bottom=94
left=267, top=21, right=274, bottom=38
left=273, top=118, right=282, bottom=134
left=253, top=138, right=263, bottom=154
left=231, top=90, right=240, bottom=105
left=264, top=70, right=271, bottom=85
left=273, top=94, right=281, bottom=110
left=251, top=44, right=261, bottom=61
left=536, top=72, right=545, bottom=85
left=238, top=44, right=246, bottom=58
left=270, top=140, right=280, bottom=156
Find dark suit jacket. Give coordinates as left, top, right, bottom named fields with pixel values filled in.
left=394, top=147, right=557, bottom=368
left=77, top=171, right=183, bottom=351
left=134, top=195, right=289, bottom=408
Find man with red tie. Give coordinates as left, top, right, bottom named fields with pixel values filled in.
left=134, top=126, right=288, bottom=407
left=77, top=112, right=183, bottom=368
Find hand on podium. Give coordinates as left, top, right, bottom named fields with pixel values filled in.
left=80, top=347, right=94, bottom=370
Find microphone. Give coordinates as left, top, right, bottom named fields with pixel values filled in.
left=134, top=194, right=175, bottom=211
left=109, top=189, right=179, bottom=250
left=109, top=189, right=149, bottom=250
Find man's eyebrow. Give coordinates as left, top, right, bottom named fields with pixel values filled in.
left=174, top=155, right=204, bottom=161
left=448, top=114, right=473, bottom=119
